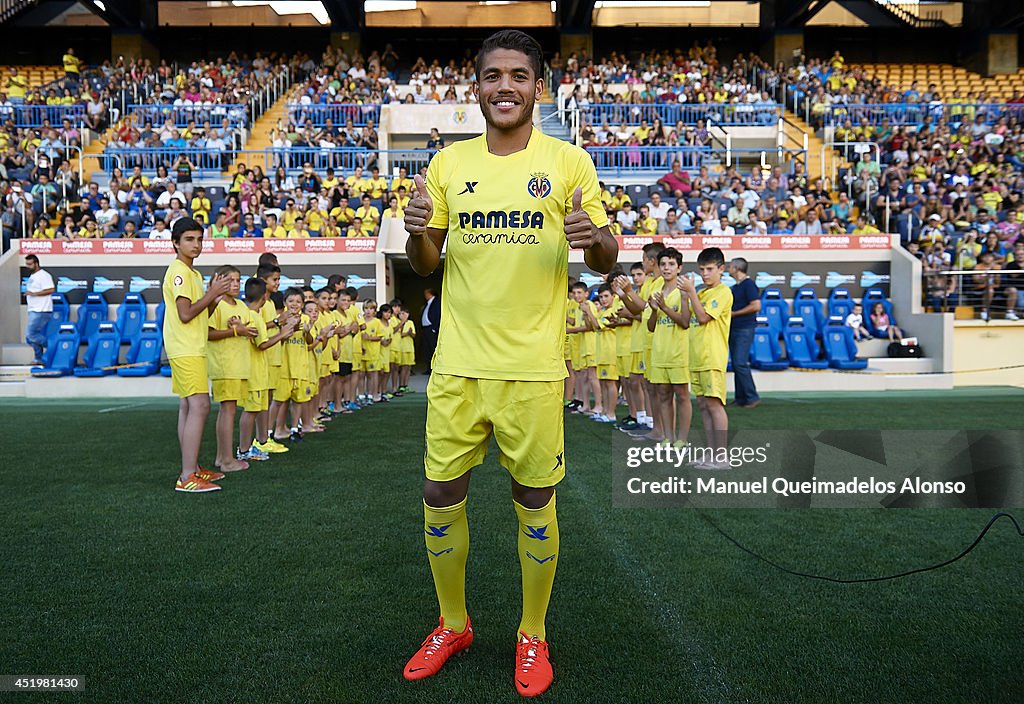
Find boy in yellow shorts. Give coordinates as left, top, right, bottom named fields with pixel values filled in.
left=568, top=281, right=599, bottom=414
left=680, top=247, right=732, bottom=468
left=164, top=217, right=231, bottom=493
left=314, top=287, right=340, bottom=422
left=563, top=282, right=578, bottom=408
left=207, top=265, right=257, bottom=473
left=360, top=300, right=384, bottom=402
left=609, top=268, right=644, bottom=429
left=397, top=307, right=416, bottom=394
left=255, top=264, right=289, bottom=455
left=646, top=248, right=692, bottom=447
left=387, top=299, right=404, bottom=396
left=239, top=276, right=297, bottom=460
left=616, top=242, right=665, bottom=439
left=377, top=303, right=395, bottom=400
left=272, top=288, right=312, bottom=442
left=334, top=288, right=360, bottom=411
left=350, top=291, right=368, bottom=405
left=591, top=284, right=620, bottom=423
left=302, top=298, right=331, bottom=433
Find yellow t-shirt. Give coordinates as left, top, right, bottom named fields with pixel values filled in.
left=368, top=177, right=388, bottom=199
left=190, top=197, right=211, bottom=223
left=261, top=299, right=282, bottom=367
left=291, top=228, right=311, bottom=239
left=322, top=176, right=339, bottom=191
left=636, top=216, right=658, bottom=236
left=6, top=74, right=27, bottom=99
left=162, top=258, right=207, bottom=359
left=400, top=319, right=416, bottom=355
left=852, top=224, right=880, bottom=235
left=33, top=226, right=57, bottom=239
left=384, top=207, right=405, bottom=220
left=639, top=275, right=663, bottom=352
left=306, top=208, right=326, bottom=232
left=281, top=209, right=300, bottom=232
left=566, top=297, right=580, bottom=354
left=424, top=128, right=608, bottom=380
left=263, top=225, right=288, bottom=238
left=689, top=283, right=733, bottom=372
left=245, top=309, right=270, bottom=391
left=579, top=299, right=598, bottom=359
left=612, top=298, right=631, bottom=358
left=208, top=298, right=253, bottom=380
left=355, top=205, right=380, bottom=228
left=63, top=54, right=80, bottom=74
left=362, top=317, right=385, bottom=360
left=391, top=176, right=414, bottom=194
left=281, top=314, right=311, bottom=381
left=650, top=286, right=688, bottom=370
left=330, top=206, right=355, bottom=225
left=346, top=176, right=371, bottom=195
left=596, top=306, right=618, bottom=367
left=337, top=306, right=358, bottom=363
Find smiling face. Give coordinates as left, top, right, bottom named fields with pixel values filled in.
left=477, top=48, right=542, bottom=133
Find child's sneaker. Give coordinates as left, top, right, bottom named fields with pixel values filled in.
left=255, top=439, right=289, bottom=454
left=247, top=445, right=270, bottom=461
left=236, top=447, right=254, bottom=461
left=289, top=428, right=304, bottom=443
left=175, top=474, right=222, bottom=493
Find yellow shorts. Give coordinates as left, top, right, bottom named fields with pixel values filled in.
left=380, top=355, right=391, bottom=373
left=690, top=370, right=727, bottom=403
left=275, top=373, right=293, bottom=400
left=212, top=378, right=248, bottom=402
left=391, top=348, right=401, bottom=363
left=578, top=355, right=595, bottom=370
left=631, top=351, right=646, bottom=376
left=291, top=379, right=314, bottom=403
left=169, top=356, right=208, bottom=398
left=362, top=358, right=378, bottom=372
left=401, top=351, right=415, bottom=366
left=642, top=348, right=653, bottom=380
left=617, top=354, right=631, bottom=378
left=243, top=387, right=270, bottom=412
left=267, top=364, right=281, bottom=392
left=648, top=366, right=689, bottom=385
left=597, top=364, right=619, bottom=381
left=563, top=335, right=571, bottom=361
left=425, top=373, right=565, bottom=489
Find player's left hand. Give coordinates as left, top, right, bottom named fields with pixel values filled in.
left=564, top=187, right=597, bottom=250
left=677, top=275, right=696, bottom=294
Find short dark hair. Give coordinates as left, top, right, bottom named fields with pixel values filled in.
left=283, top=287, right=304, bottom=301
left=697, top=247, right=726, bottom=267
left=257, top=264, right=281, bottom=279
left=25, top=254, right=39, bottom=265
left=344, top=286, right=358, bottom=298
left=597, top=283, right=612, bottom=295
left=378, top=303, right=392, bottom=318
left=658, top=247, right=683, bottom=266
left=571, top=281, right=588, bottom=292
left=641, top=242, right=665, bottom=260
left=731, top=257, right=749, bottom=274
left=171, top=217, right=203, bottom=243
left=245, top=277, right=267, bottom=301
left=477, top=29, right=543, bottom=81
left=258, top=253, right=278, bottom=267
left=630, top=261, right=644, bottom=272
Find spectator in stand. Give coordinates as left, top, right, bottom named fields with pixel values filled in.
left=657, top=160, right=691, bottom=197
left=616, top=201, right=638, bottom=234
left=1002, top=240, right=1024, bottom=320
left=708, top=215, right=735, bottom=236
left=645, top=192, right=670, bottom=220
left=794, top=209, right=823, bottom=235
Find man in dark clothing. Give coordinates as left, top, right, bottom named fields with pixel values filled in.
left=728, top=258, right=761, bottom=408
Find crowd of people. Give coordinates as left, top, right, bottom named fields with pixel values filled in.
left=16, top=159, right=419, bottom=240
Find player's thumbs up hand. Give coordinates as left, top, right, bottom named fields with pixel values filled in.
left=565, top=186, right=596, bottom=250
left=405, top=174, right=433, bottom=237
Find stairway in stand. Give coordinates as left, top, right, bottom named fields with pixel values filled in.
left=781, top=112, right=826, bottom=183
left=537, top=99, right=573, bottom=142
left=227, top=89, right=295, bottom=175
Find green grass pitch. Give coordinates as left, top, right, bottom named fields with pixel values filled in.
left=1, top=388, right=1021, bottom=703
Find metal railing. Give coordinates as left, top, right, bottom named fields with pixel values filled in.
left=284, top=103, right=381, bottom=128
left=824, top=102, right=1024, bottom=126
left=572, top=102, right=781, bottom=127
left=921, top=270, right=1016, bottom=318
left=128, top=103, right=248, bottom=128
left=583, top=145, right=806, bottom=176
left=2, top=104, right=87, bottom=128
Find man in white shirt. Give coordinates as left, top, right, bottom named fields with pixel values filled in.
left=707, top=216, right=736, bottom=236
left=645, top=192, right=671, bottom=221
left=23, top=254, right=55, bottom=365
left=616, top=201, right=639, bottom=234
left=94, top=196, right=120, bottom=236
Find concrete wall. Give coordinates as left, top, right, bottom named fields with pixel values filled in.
left=890, top=245, right=953, bottom=372
left=953, top=324, right=1024, bottom=387
left=0, top=247, right=22, bottom=346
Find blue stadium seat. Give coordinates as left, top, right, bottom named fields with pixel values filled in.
left=160, top=364, right=173, bottom=377
left=44, top=293, right=70, bottom=339
left=75, top=293, right=110, bottom=341
left=31, top=324, right=80, bottom=377
left=784, top=318, right=829, bottom=370
left=793, top=287, right=825, bottom=339
left=118, top=323, right=163, bottom=377
left=822, top=317, right=868, bottom=370
left=862, top=287, right=896, bottom=338
left=750, top=318, right=788, bottom=371
left=827, top=287, right=855, bottom=321
left=116, top=293, right=147, bottom=344
left=74, top=323, right=121, bottom=377
left=760, top=288, right=789, bottom=339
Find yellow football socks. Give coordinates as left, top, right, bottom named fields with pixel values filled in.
left=423, top=498, right=469, bottom=633
left=515, top=493, right=559, bottom=640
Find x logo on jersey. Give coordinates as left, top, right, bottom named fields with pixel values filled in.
left=457, top=181, right=478, bottom=195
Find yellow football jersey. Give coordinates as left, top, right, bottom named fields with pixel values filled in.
left=362, top=317, right=385, bottom=360
left=425, top=128, right=608, bottom=381
left=261, top=299, right=283, bottom=367
left=596, top=306, right=618, bottom=367
left=638, top=275, right=663, bottom=352
left=650, top=286, right=688, bottom=370
left=247, top=309, right=270, bottom=391
left=689, top=283, right=732, bottom=372
left=162, top=258, right=207, bottom=359
left=612, top=298, right=631, bottom=357
left=208, top=298, right=254, bottom=380
left=400, top=320, right=416, bottom=356
left=281, top=314, right=311, bottom=381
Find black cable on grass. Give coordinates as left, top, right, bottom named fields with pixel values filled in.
left=699, top=511, right=1023, bottom=584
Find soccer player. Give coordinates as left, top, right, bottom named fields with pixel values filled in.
left=609, top=269, right=645, bottom=429
left=334, top=289, right=359, bottom=411
left=645, top=248, right=692, bottom=447
left=679, top=247, right=733, bottom=468
left=207, top=264, right=258, bottom=472
left=568, top=281, right=599, bottom=415
left=401, top=30, right=616, bottom=697
left=257, top=264, right=290, bottom=454
left=360, top=300, right=384, bottom=401
left=163, top=217, right=231, bottom=493
left=273, top=288, right=312, bottom=443
left=592, top=284, right=620, bottom=423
